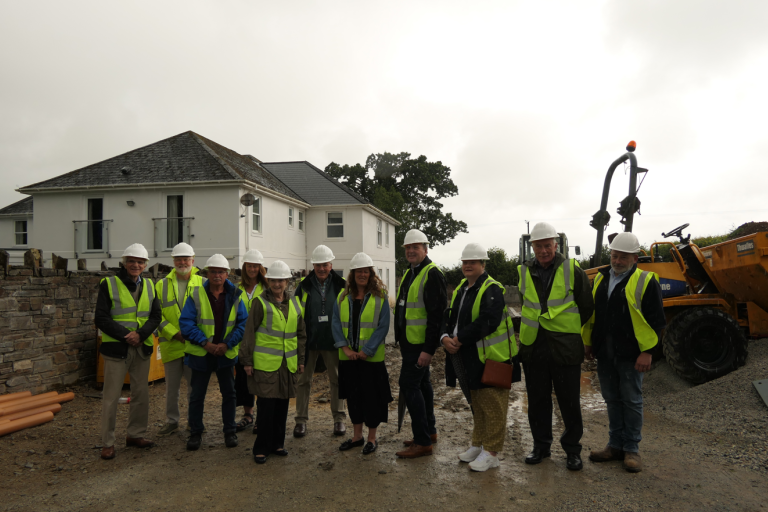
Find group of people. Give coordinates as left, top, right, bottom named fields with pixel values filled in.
left=94, top=222, right=664, bottom=474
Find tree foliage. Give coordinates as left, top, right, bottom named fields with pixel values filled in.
left=326, top=152, right=468, bottom=273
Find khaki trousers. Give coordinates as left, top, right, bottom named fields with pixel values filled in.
left=163, top=357, right=191, bottom=425
left=101, top=346, right=151, bottom=447
left=470, top=387, right=510, bottom=453
left=294, top=349, right=346, bottom=424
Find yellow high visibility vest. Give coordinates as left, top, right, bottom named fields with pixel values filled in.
left=101, top=276, right=155, bottom=347
left=253, top=296, right=301, bottom=373
left=185, top=286, right=239, bottom=359
left=582, top=268, right=659, bottom=352
left=449, top=276, right=518, bottom=363
left=238, top=282, right=264, bottom=314
left=397, top=263, right=442, bottom=344
left=155, top=269, right=203, bottom=363
left=337, top=291, right=386, bottom=363
left=517, top=259, right=581, bottom=345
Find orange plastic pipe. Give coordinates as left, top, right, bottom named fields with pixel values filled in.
left=0, top=404, right=61, bottom=424
left=0, top=391, right=58, bottom=408
left=0, top=392, right=74, bottom=416
left=0, top=391, right=32, bottom=404
left=0, top=411, right=54, bottom=437
left=0, top=395, right=60, bottom=414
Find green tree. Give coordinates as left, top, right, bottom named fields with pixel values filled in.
left=326, top=152, right=468, bottom=273
left=441, top=247, right=520, bottom=290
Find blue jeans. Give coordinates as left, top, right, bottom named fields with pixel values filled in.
left=189, top=363, right=237, bottom=435
left=597, top=357, right=644, bottom=453
left=399, top=351, right=436, bottom=446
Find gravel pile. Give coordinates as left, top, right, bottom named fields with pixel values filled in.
left=645, top=338, right=768, bottom=473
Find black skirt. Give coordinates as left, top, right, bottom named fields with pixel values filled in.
left=338, top=359, right=393, bottom=427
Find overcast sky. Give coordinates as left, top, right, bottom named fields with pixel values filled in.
left=2, top=0, right=767, bottom=267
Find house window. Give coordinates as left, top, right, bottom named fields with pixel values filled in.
left=288, top=207, right=294, bottom=228
left=298, top=211, right=304, bottom=232
left=167, top=195, right=184, bottom=249
left=252, top=197, right=261, bottom=233
left=386, top=268, right=390, bottom=290
left=385, top=223, right=389, bottom=246
left=377, top=219, right=383, bottom=247
left=378, top=268, right=383, bottom=278
left=327, top=212, right=343, bottom=238
left=87, top=198, right=103, bottom=251
left=15, top=221, right=27, bottom=246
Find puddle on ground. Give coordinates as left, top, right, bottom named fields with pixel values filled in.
left=580, top=371, right=606, bottom=412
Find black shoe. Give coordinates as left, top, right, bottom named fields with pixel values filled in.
left=225, top=433, right=238, bottom=448
left=253, top=454, right=267, bottom=464
left=566, top=453, right=583, bottom=471
left=524, top=447, right=551, bottom=465
left=186, top=433, right=202, bottom=451
left=362, top=441, right=377, bottom=455
left=272, top=448, right=288, bottom=456
left=339, top=438, right=365, bottom=451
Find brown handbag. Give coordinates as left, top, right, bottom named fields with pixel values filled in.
left=480, top=311, right=514, bottom=389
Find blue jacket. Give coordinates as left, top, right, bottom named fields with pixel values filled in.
left=180, top=279, right=248, bottom=371
left=332, top=293, right=390, bottom=358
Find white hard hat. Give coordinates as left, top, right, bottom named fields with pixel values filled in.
left=461, top=243, right=488, bottom=261
left=609, top=232, right=641, bottom=253
left=205, top=254, right=230, bottom=270
left=243, top=249, right=265, bottom=265
left=265, top=260, right=292, bottom=279
left=123, top=243, right=149, bottom=260
left=403, top=229, right=429, bottom=246
left=529, top=222, right=558, bottom=242
left=349, top=252, right=374, bottom=270
left=311, top=245, right=335, bottom=264
left=171, top=242, right=195, bottom=257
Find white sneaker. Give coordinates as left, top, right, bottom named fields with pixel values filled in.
left=469, top=450, right=500, bottom=472
left=459, top=445, right=483, bottom=462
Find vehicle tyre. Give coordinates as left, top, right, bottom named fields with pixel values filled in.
left=662, top=307, right=748, bottom=384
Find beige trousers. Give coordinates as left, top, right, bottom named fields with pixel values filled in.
left=101, top=346, right=151, bottom=447
left=470, top=387, right=510, bottom=453
left=294, top=349, right=346, bottom=424
left=163, top=357, right=191, bottom=425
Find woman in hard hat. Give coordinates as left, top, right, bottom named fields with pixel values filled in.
left=332, top=252, right=392, bottom=455
left=234, top=249, right=268, bottom=435
left=239, top=260, right=306, bottom=464
left=440, top=243, right=520, bottom=472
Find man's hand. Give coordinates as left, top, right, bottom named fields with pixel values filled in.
left=214, top=344, right=228, bottom=357
left=244, top=365, right=254, bottom=376
left=204, top=342, right=218, bottom=355
left=635, top=352, right=652, bottom=372
left=297, top=364, right=305, bottom=374
left=358, top=352, right=368, bottom=361
left=172, top=332, right=184, bottom=342
left=417, top=352, right=433, bottom=367
left=584, top=345, right=594, bottom=361
left=125, top=332, right=141, bottom=347
left=342, top=347, right=358, bottom=360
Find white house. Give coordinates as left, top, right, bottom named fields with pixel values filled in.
left=0, top=131, right=400, bottom=291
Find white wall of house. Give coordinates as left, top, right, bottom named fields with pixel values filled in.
left=361, top=209, right=397, bottom=294
left=306, top=205, right=363, bottom=278
left=0, top=216, right=33, bottom=264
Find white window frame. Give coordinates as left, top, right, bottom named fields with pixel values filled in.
left=164, top=192, right=185, bottom=251
left=84, top=195, right=105, bottom=253
left=385, top=223, right=390, bottom=246
left=14, top=220, right=28, bottom=247
left=386, top=268, right=390, bottom=291
left=288, top=207, right=294, bottom=229
left=298, top=210, right=304, bottom=232
left=327, top=211, right=344, bottom=239
left=377, top=219, right=383, bottom=247
left=251, top=196, right=263, bottom=234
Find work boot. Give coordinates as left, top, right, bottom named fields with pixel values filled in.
left=403, top=433, right=437, bottom=446
left=187, top=433, right=202, bottom=451
left=225, top=433, right=238, bottom=448
left=623, top=452, right=642, bottom=473
left=589, top=444, right=625, bottom=462
left=100, top=446, right=116, bottom=460
left=396, top=443, right=433, bottom=458
left=293, top=424, right=307, bottom=438
left=126, top=437, right=155, bottom=449
left=157, top=423, right=179, bottom=437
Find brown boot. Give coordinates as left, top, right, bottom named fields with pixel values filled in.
left=403, top=433, right=437, bottom=446
left=126, top=437, right=156, bottom=448
left=589, top=444, right=624, bottom=462
left=396, top=443, right=433, bottom=458
left=623, top=452, right=642, bottom=472
left=100, top=446, right=116, bottom=460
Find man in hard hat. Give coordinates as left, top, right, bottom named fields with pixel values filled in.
left=95, top=243, right=162, bottom=460
left=293, top=245, right=348, bottom=437
left=517, top=222, right=594, bottom=471
left=154, top=242, right=203, bottom=436
left=582, top=232, right=665, bottom=473
left=179, top=254, right=249, bottom=451
left=394, top=229, right=448, bottom=459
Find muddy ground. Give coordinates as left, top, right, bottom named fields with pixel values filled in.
left=2, top=333, right=767, bottom=511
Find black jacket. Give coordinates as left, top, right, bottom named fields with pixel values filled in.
left=394, top=256, right=447, bottom=355
left=591, top=264, right=666, bottom=360
left=95, top=267, right=162, bottom=359
left=442, top=273, right=520, bottom=389
left=517, top=253, right=594, bottom=366
left=294, top=270, right=346, bottom=352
